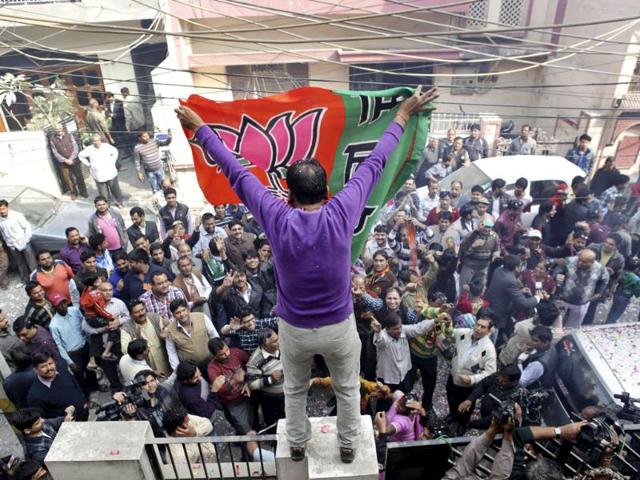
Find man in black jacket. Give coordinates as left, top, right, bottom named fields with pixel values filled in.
left=26, top=351, right=87, bottom=420
left=485, top=255, right=543, bottom=343
left=159, top=188, right=193, bottom=238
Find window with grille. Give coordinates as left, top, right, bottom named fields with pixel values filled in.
left=226, top=63, right=309, bottom=99
left=465, top=0, right=526, bottom=30
left=467, top=0, right=489, bottom=28
left=348, top=62, right=434, bottom=91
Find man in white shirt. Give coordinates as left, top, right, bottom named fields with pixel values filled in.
left=446, top=315, right=496, bottom=435
left=173, top=256, right=213, bottom=317
left=78, top=134, right=124, bottom=207
left=119, top=338, right=154, bottom=385
left=192, top=212, right=227, bottom=259
left=0, top=199, right=36, bottom=284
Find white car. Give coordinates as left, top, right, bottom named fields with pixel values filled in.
left=419, top=155, right=586, bottom=224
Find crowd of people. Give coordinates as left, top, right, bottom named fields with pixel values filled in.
left=0, top=93, right=637, bottom=480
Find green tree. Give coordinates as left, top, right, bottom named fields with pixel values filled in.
left=0, top=73, right=75, bottom=131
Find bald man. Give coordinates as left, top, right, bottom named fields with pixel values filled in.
left=557, top=249, right=609, bottom=327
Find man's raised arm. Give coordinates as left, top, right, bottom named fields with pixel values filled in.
left=332, top=87, right=439, bottom=222
left=176, top=106, right=287, bottom=229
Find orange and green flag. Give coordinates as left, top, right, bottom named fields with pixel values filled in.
left=183, top=86, right=430, bottom=261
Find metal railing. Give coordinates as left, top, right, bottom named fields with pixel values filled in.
left=146, top=433, right=278, bottom=480
left=385, top=424, right=640, bottom=479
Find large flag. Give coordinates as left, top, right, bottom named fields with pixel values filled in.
left=182, top=86, right=430, bottom=262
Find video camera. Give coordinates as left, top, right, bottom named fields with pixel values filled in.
left=614, top=391, right=640, bottom=423
left=490, top=388, right=549, bottom=426
left=576, top=412, right=623, bottom=466
left=95, top=378, right=148, bottom=421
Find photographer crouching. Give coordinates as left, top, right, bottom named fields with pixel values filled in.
left=443, top=400, right=596, bottom=480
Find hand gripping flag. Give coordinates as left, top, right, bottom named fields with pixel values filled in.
left=182, top=86, right=431, bottom=262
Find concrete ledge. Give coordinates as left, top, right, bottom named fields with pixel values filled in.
left=45, top=421, right=155, bottom=480
left=276, top=416, right=378, bottom=480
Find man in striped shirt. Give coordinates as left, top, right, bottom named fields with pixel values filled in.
left=134, top=131, right=172, bottom=193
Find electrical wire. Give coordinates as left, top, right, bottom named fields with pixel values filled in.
left=1, top=2, right=639, bottom=47
left=128, top=0, right=640, bottom=80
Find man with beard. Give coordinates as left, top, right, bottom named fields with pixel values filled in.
left=31, top=250, right=73, bottom=302
left=121, top=300, right=170, bottom=377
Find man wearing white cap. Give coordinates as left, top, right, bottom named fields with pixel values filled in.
left=525, top=228, right=546, bottom=270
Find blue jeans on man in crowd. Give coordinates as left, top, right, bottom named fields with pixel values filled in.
left=606, top=293, right=630, bottom=324
left=145, top=168, right=165, bottom=193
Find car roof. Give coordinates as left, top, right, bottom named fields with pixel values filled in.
left=0, top=185, right=28, bottom=202
left=473, top=155, right=585, bottom=185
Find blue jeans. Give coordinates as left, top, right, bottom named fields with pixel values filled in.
left=146, top=168, right=165, bottom=192
left=606, top=293, right=630, bottom=324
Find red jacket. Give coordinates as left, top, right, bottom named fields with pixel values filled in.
left=30, top=260, right=73, bottom=302
left=79, top=287, right=113, bottom=321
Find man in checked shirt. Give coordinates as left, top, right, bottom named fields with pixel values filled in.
left=219, top=307, right=278, bottom=355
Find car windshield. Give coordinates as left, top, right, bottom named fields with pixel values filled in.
left=439, top=163, right=492, bottom=195
left=10, top=188, right=59, bottom=228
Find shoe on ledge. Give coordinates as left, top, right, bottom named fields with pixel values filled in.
left=290, top=446, right=305, bottom=462
left=340, top=447, right=356, bottom=463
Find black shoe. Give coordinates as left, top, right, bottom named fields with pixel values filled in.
left=290, top=446, right=305, bottom=462
left=340, top=447, right=356, bottom=464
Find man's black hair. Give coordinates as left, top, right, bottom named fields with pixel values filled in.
left=150, top=270, right=168, bottom=284
left=468, top=278, right=484, bottom=297
left=382, top=311, right=402, bottom=329
left=113, top=250, right=128, bottom=263
left=176, top=361, right=198, bottom=382
left=31, top=351, right=53, bottom=367
left=257, top=328, right=276, bottom=347
left=11, top=408, right=42, bottom=432
left=439, top=211, right=453, bottom=222
left=499, top=364, right=522, bottom=383
left=242, top=249, right=259, bottom=260
left=129, top=206, right=145, bottom=217
left=471, top=184, right=485, bottom=194
left=208, top=337, right=227, bottom=355
left=88, top=233, right=106, bottom=250
left=208, top=238, right=220, bottom=256
left=202, top=212, right=215, bottom=222
left=12, top=315, right=31, bottom=334
left=35, top=249, right=51, bottom=262
left=579, top=134, right=592, bottom=142
left=228, top=219, right=244, bottom=230
left=64, top=226, right=79, bottom=237
left=477, top=307, right=494, bottom=323
left=374, top=224, right=388, bottom=234
left=80, top=250, right=96, bottom=263
left=515, top=177, right=528, bottom=190
left=286, top=158, right=328, bottom=205
left=163, top=405, right=189, bottom=436
left=536, top=300, right=559, bottom=327
left=94, top=195, right=108, bottom=205
left=149, top=242, right=164, bottom=254
left=530, top=325, right=553, bottom=344
left=10, top=345, right=33, bottom=369
left=24, top=281, right=40, bottom=297
left=491, top=178, right=506, bottom=190
left=0, top=199, right=7, bottom=207
left=237, top=307, right=254, bottom=319
left=129, top=299, right=145, bottom=311
left=503, top=254, right=521, bottom=271
left=169, top=298, right=189, bottom=313
left=127, top=339, right=148, bottom=358
left=163, top=187, right=177, bottom=198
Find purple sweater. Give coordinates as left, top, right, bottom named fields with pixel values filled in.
left=196, top=122, right=404, bottom=328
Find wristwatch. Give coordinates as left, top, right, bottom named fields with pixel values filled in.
left=554, top=427, right=562, bottom=440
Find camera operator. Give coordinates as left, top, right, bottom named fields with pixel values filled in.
left=112, top=369, right=178, bottom=436
left=511, top=420, right=586, bottom=480
left=457, top=364, right=522, bottom=432
left=374, top=391, right=429, bottom=464
left=443, top=416, right=516, bottom=479
left=516, top=325, right=557, bottom=388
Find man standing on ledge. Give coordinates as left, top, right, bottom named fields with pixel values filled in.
left=175, top=86, right=438, bottom=463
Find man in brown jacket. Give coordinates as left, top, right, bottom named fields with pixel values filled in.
left=224, top=221, right=256, bottom=269
left=49, top=125, right=88, bottom=200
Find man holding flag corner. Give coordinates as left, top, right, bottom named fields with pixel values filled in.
left=175, top=86, right=439, bottom=464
